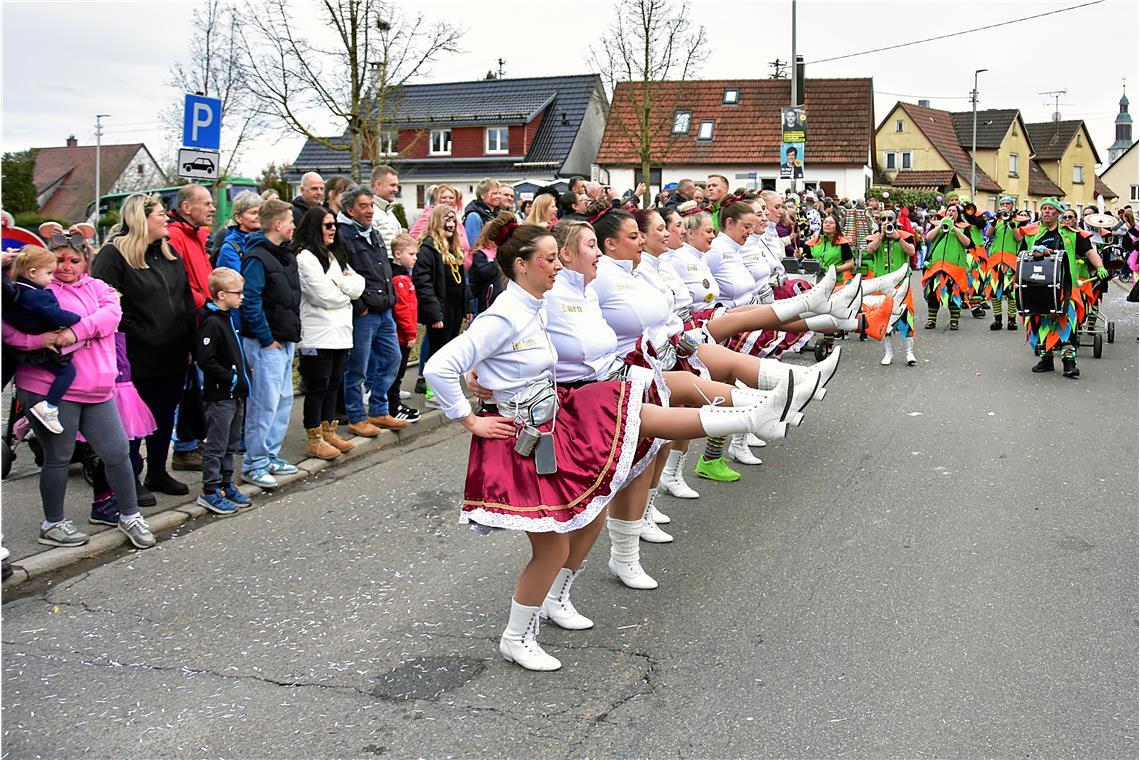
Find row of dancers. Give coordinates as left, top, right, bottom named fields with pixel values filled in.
left=424, top=193, right=914, bottom=671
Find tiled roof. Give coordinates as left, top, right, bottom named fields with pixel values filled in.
left=896, top=102, right=1002, bottom=193
left=1094, top=175, right=1118, bottom=200
left=33, top=143, right=144, bottom=223
left=595, top=78, right=874, bottom=166
left=949, top=109, right=1020, bottom=149
left=289, top=74, right=604, bottom=180
left=1028, top=159, right=1065, bottom=197
left=1025, top=120, right=1082, bottom=161
left=890, top=170, right=957, bottom=188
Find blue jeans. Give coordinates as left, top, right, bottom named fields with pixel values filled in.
left=242, top=339, right=295, bottom=473
left=344, top=310, right=400, bottom=422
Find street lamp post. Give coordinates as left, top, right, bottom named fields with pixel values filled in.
left=94, top=113, right=110, bottom=242
left=970, top=69, right=987, bottom=199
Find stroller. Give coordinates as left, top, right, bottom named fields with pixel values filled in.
left=2, top=393, right=97, bottom=484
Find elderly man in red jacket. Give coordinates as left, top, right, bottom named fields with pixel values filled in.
left=166, top=183, right=217, bottom=468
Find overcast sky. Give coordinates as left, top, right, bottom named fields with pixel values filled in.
left=3, top=0, right=1136, bottom=184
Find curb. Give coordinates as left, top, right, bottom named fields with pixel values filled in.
left=2, top=408, right=454, bottom=592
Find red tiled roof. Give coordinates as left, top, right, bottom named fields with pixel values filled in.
left=895, top=102, right=1002, bottom=193
left=596, top=78, right=873, bottom=166
left=33, top=143, right=145, bottom=223
left=1028, top=159, right=1065, bottom=197
left=1094, top=175, right=1118, bottom=200
left=890, top=170, right=957, bottom=188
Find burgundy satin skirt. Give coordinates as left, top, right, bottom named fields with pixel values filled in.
left=461, top=379, right=653, bottom=534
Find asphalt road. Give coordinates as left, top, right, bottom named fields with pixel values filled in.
left=3, top=280, right=1137, bottom=759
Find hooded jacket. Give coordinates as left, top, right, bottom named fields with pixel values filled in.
left=89, top=238, right=195, bottom=379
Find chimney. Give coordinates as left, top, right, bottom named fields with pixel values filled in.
left=66, top=135, right=78, bottom=147
left=917, top=100, right=931, bottom=108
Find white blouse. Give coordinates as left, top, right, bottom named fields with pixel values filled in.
left=590, top=255, right=672, bottom=355
left=424, top=280, right=557, bottom=420
left=544, top=268, right=619, bottom=383
left=739, top=234, right=774, bottom=291
left=758, top=223, right=788, bottom=281
left=662, top=243, right=720, bottom=307
left=704, top=232, right=756, bottom=307
left=643, top=250, right=694, bottom=315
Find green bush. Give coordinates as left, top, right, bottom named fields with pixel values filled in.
left=11, top=212, right=70, bottom=231
left=391, top=202, right=409, bottom=230
left=870, top=186, right=942, bottom=209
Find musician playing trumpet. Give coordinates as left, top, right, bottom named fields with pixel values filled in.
left=1014, top=197, right=1108, bottom=379
left=984, top=195, right=1027, bottom=331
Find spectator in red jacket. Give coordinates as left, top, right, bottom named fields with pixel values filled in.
left=167, top=184, right=216, bottom=309
left=387, top=233, right=420, bottom=422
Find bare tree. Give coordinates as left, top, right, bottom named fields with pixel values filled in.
left=239, top=0, right=462, bottom=180
left=590, top=0, right=708, bottom=207
left=162, top=0, right=266, bottom=178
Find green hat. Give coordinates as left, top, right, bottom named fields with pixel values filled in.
left=999, top=195, right=1015, bottom=204
left=1040, top=197, right=1064, bottom=211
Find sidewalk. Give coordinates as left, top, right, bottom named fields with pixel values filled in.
left=1, top=368, right=452, bottom=590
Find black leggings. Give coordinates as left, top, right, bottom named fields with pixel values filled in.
left=299, top=348, right=349, bottom=429
left=131, top=372, right=185, bottom=477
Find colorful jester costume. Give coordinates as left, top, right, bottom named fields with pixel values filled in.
left=964, top=219, right=989, bottom=312
left=863, top=231, right=916, bottom=340
left=986, top=215, right=1022, bottom=326
left=922, top=222, right=971, bottom=327
left=806, top=233, right=854, bottom=283
left=1019, top=222, right=1090, bottom=355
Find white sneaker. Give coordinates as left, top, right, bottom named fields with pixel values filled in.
left=398, top=389, right=412, bottom=400
left=29, top=400, right=63, bottom=435
left=726, top=434, right=763, bottom=465
left=639, top=512, right=674, bottom=543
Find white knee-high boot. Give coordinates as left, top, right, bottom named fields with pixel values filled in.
left=541, top=567, right=593, bottom=630
left=660, top=449, right=699, bottom=499
left=500, top=599, right=561, bottom=671
left=608, top=517, right=658, bottom=589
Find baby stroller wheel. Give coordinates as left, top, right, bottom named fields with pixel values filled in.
left=1093, top=333, right=1103, bottom=359
left=81, top=447, right=99, bottom=487
left=1107, top=322, right=1115, bottom=343
left=814, top=340, right=830, bottom=362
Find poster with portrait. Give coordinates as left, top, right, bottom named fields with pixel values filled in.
left=780, top=142, right=805, bottom=179
left=781, top=107, right=807, bottom=143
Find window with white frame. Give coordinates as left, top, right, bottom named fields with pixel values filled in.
left=901, top=151, right=913, bottom=169
left=377, top=130, right=398, bottom=156
left=429, top=128, right=452, bottom=156
left=1072, top=164, right=1084, bottom=184
left=697, top=120, right=715, bottom=141
left=722, top=88, right=739, bottom=105
left=1009, top=152, right=1019, bottom=176
left=672, top=110, right=691, bottom=134
left=1131, top=184, right=1139, bottom=201
left=485, top=127, right=509, bottom=154
left=884, top=151, right=897, bottom=170
left=895, top=119, right=904, bottom=132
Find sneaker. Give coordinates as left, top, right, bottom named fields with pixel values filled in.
left=38, top=519, right=90, bottom=547
left=197, top=489, right=239, bottom=516
left=242, top=467, right=278, bottom=488
left=694, top=455, right=741, bottom=482
left=135, top=479, right=157, bottom=508
left=144, top=471, right=190, bottom=496
left=28, top=400, right=63, bottom=435
left=118, top=514, right=156, bottom=549
left=89, top=496, right=120, bottom=526
left=394, top=404, right=421, bottom=423
left=414, top=376, right=427, bottom=394
left=399, top=389, right=412, bottom=400
left=267, top=456, right=299, bottom=475
left=171, top=448, right=203, bottom=470
left=221, top=482, right=252, bottom=508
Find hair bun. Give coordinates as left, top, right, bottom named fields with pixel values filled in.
left=493, top=221, right=518, bottom=246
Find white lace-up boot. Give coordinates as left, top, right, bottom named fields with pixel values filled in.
left=645, top=487, right=670, bottom=523
left=500, top=599, right=562, bottom=671
left=659, top=449, right=700, bottom=499
left=905, top=336, right=917, bottom=366
left=862, top=264, right=909, bottom=295
left=881, top=339, right=894, bottom=366
left=745, top=433, right=767, bottom=448
left=727, top=434, right=763, bottom=465
left=699, top=370, right=793, bottom=440
left=770, top=268, right=838, bottom=321
left=541, top=568, right=593, bottom=630
left=608, top=517, right=659, bottom=589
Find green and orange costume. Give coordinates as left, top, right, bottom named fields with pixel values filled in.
left=805, top=233, right=854, bottom=283
left=965, top=221, right=989, bottom=309
left=922, top=222, right=971, bottom=325
left=985, top=217, right=1021, bottom=316
left=1019, top=223, right=1093, bottom=355
left=863, top=231, right=916, bottom=339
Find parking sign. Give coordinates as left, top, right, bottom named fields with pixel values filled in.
left=183, top=94, right=222, bottom=150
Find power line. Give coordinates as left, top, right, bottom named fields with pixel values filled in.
left=807, top=0, right=1105, bottom=65
left=875, top=90, right=971, bottom=100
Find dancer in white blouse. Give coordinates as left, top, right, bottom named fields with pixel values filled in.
left=425, top=214, right=797, bottom=672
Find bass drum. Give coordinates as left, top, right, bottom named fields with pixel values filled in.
left=1016, top=251, right=1067, bottom=316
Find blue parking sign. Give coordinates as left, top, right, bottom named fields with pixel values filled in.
left=183, top=94, right=222, bottom=150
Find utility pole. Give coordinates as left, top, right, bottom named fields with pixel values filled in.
left=970, top=69, right=987, bottom=199
left=94, top=114, right=110, bottom=242
left=790, top=0, right=797, bottom=195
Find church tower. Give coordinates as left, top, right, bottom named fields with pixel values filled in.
left=1108, top=83, right=1133, bottom=164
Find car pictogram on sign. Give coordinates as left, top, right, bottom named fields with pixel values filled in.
left=183, top=157, right=216, bottom=173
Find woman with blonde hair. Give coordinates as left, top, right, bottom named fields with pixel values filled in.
left=413, top=204, right=472, bottom=405
left=90, top=194, right=196, bottom=497
left=524, top=193, right=557, bottom=227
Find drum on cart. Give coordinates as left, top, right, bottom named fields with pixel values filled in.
left=1016, top=250, right=1067, bottom=316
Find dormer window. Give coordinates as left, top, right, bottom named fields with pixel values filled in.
left=672, top=110, right=691, bottom=134
left=485, top=127, right=509, bottom=155
left=697, top=120, right=715, bottom=141
left=429, top=129, right=452, bottom=156
left=722, top=88, right=739, bottom=105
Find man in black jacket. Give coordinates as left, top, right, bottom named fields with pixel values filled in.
left=338, top=185, right=408, bottom=436
left=462, top=178, right=500, bottom=246
left=291, top=172, right=325, bottom=227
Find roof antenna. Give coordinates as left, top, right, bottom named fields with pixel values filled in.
left=1039, top=89, right=1066, bottom=123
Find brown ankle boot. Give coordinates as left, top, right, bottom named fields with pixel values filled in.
left=305, top=427, right=341, bottom=460
left=321, top=421, right=355, bottom=452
